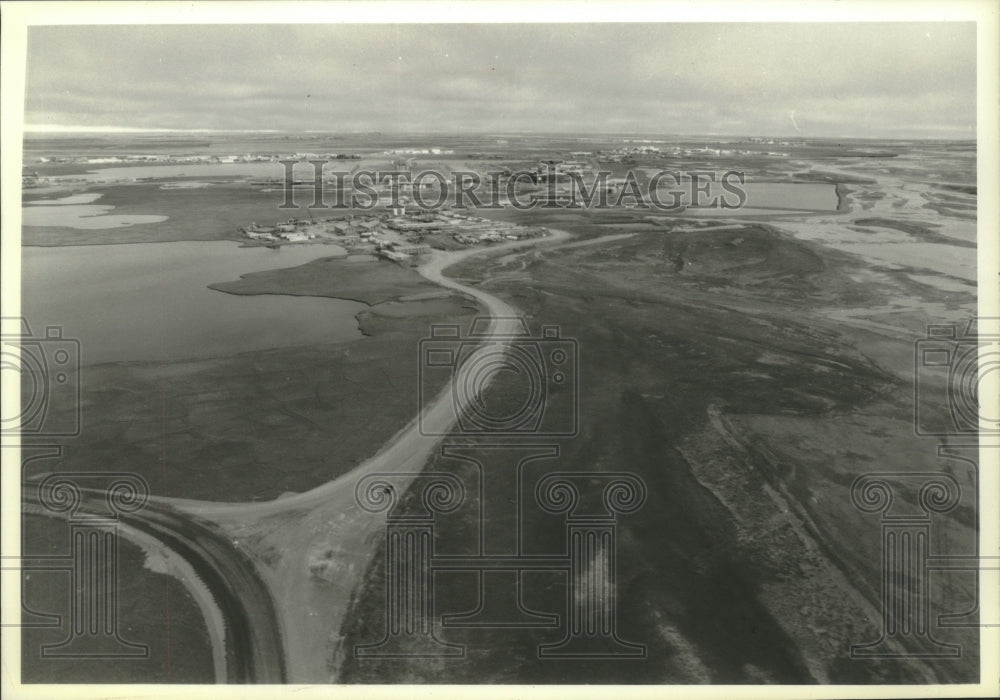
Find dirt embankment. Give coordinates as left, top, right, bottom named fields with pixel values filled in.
left=853, top=217, right=976, bottom=248
left=338, top=223, right=976, bottom=684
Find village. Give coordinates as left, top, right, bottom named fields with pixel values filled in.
left=239, top=205, right=548, bottom=261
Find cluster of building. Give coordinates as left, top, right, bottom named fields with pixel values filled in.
left=28, top=152, right=362, bottom=165
left=22, top=173, right=71, bottom=187
left=535, top=160, right=588, bottom=180
left=381, top=209, right=545, bottom=243
left=383, top=147, right=455, bottom=155
left=377, top=240, right=433, bottom=261
left=602, top=145, right=664, bottom=157
left=241, top=220, right=319, bottom=243
left=742, top=137, right=805, bottom=146
left=668, top=146, right=791, bottom=158
left=239, top=207, right=546, bottom=258
left=598, top=144, right=789, bottom=160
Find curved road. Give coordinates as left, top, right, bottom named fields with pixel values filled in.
left=169, top=227, right=571, bottom=519
left=178, top=229, right=573, bottom=681
left=21, top=487, right=287, bottom=683
left=32, top=228, right=572, bottom=682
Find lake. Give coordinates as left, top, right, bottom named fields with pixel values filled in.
left=22, top=242, right=365, bottom=365
left=22, top=190, right=170, bottom=230
left=736, top=181, right=838, bottom=211
left=22, top=203, right=169, bottom=229
left=76, top=162, right=309, bottom=181
left=643, top=172, right=839, bottom=212
left=674, top=181, right=838, bottom=211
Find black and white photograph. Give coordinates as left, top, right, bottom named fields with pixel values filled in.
left=1, top=1, right=997, bottom=695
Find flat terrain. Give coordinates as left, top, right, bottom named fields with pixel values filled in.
left=209, top=253, right=448, bottom=305
left=338, top=222, right=978, bottom=684
left=19, top=137, right=979, bottom=684
left=33, top=258, right=482, bottom=501
left=22, top=182, right=274, bottom=245
left=20, top=513, right=215, bottom=683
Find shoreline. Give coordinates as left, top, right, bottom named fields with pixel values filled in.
left=162, top=226, right=574, bottom=515
left=835, top=182, right=853, bottom=212
left=163, top=227, right=573, bottom=681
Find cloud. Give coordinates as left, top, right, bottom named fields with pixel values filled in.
left=24, top=23, right=977, bottom=137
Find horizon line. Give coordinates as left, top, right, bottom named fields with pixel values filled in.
left=23, top=125, right=281, bottom=134
left=21, top=124, right=976, bottom=141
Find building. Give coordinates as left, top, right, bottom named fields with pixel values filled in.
left=386, top=219, right=440, bottom=232
left=244, top=230, right=276, bottom=241
left=390, top=242, right=431, bottom=255
left=282, top=232, right=310, bottom=242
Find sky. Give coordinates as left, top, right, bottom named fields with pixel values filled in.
left=23, top=23, right=977, bottom=138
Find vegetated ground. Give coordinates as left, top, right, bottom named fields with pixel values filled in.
left=18, top=257, right=482, bottom=684
left=28, top=258, right=482, bottom=501
left=18, top=139, right=978, bottom=684
left=21, top=182, right=288, bottom=246
left=20, top=513, right=215, bottom=683
left=209, top=253, right=447, bottom=305
left=338, top=220, right=978, bottom=684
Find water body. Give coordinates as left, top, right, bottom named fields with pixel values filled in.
left=649, top=177, right=838, bottom=212
left=738, top=181, right=838, bottom=211
left=25, top=193, right=105, bottom=205
left=783, top=222, right=977, bottom=283
left=22, top=203, right=169, bottom=229
left=836, top=241, right=976, bottom=281
left=78, top=162, right=298, bottom=181
left=23, top=191, right=169, bottom=229
left=678, top=181, right=838, bottom=211
left=22, top=242, right=364, bottom=365
left=907, top=273, right=977, bottom=295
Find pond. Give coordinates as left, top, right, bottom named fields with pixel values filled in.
left=22, top=241, right=365, bottom=365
